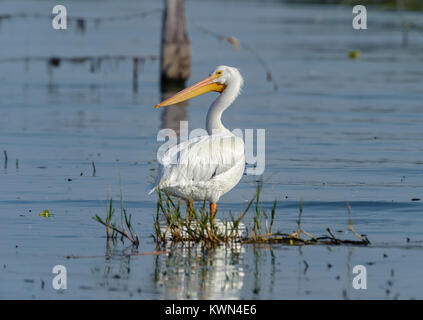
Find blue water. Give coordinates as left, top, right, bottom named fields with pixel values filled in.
left=0, top=0, right=422, bottom=299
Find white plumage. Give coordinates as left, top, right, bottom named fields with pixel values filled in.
left=153, top=66, right=245, bottom=212
left=158, top=133, right=245, bottom=203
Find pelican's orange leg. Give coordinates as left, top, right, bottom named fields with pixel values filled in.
left=209, top=203, right=217, bottom=220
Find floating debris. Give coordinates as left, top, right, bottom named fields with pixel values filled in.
left=3, top=150, right=7, bottom=169
left=48, top=57, right=61, bottom=68
left=348, top=50, right=361, bottom=59
left=76, top=18, right=86, bottom=34
left=227, top=36, right=240, bottom=50
left=39, top=210, right=50, bottom=218
left=92, top=161, right=96, bottom=177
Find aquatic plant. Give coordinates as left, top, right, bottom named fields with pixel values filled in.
left=154, top=185, right=370, bottom=246
left=93, top=190, right=139, bottom=247
left=153, top=187, right=248, bottom=244
left=93, top=182, right=369, bottom=247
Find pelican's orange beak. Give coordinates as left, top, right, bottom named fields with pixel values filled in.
left=155, top=74, right=226, bottom=109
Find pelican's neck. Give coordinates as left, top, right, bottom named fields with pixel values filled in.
left=206, top=77, right=242, bottom=135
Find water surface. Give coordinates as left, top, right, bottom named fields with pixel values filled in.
left=0, top=0, right=422, bottom=299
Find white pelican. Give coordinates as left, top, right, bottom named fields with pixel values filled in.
left=154, top=65, right=245, bottom=218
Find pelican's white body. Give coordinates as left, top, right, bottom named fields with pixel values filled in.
left=158, top=133, right=245, bottom=203
left=155, top=66, right=245, bottom=203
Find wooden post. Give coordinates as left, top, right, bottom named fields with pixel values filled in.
left=160, top=0, right=191, bottom=87
left=160, top=83, right=188, bottom=136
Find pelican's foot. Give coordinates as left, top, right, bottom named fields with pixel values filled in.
left=209, top=203, right=217, bottom=221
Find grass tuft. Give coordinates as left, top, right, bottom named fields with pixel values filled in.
left=93, top=182, right=370, bottom=247
left=93, top=191, right=139, bottom=247
left=154, top=185, right=370, bottom=246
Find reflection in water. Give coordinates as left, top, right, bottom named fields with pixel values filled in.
left=154, top=82, right=245, bottom=299
left=249, top=245, right=277, bottom=297
left=154, top=243, right=245, bottom=299
left=90, top=245, right=134, bottom=293
left=86, top=241, right=364, bottom=299
left=160, top=81, right=188, bottom=136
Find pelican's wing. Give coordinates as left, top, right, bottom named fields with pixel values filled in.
left=158, top=133, right=244, bottom=189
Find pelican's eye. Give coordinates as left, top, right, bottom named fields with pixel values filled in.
left=216, top=70, right=223, bottom=77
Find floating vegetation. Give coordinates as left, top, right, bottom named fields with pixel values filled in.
left=348, top=50, right=361, bottom=60
left=39, top=210, right=51, bottom=218
left=154, top=185, right=370, bottom=246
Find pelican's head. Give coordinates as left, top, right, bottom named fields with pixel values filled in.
left=155, top=65, right=242, bottom=109
left=209, top=65, right=243, bottom=86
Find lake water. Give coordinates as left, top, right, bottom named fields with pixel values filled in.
left=0, top=0, right=422, bottom=299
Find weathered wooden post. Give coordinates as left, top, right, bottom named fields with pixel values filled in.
left=160, top=86, right=188, bottom=136
left=160, top=0, right=191, bottom=87
left=159, top=0, right=191, bottom=135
